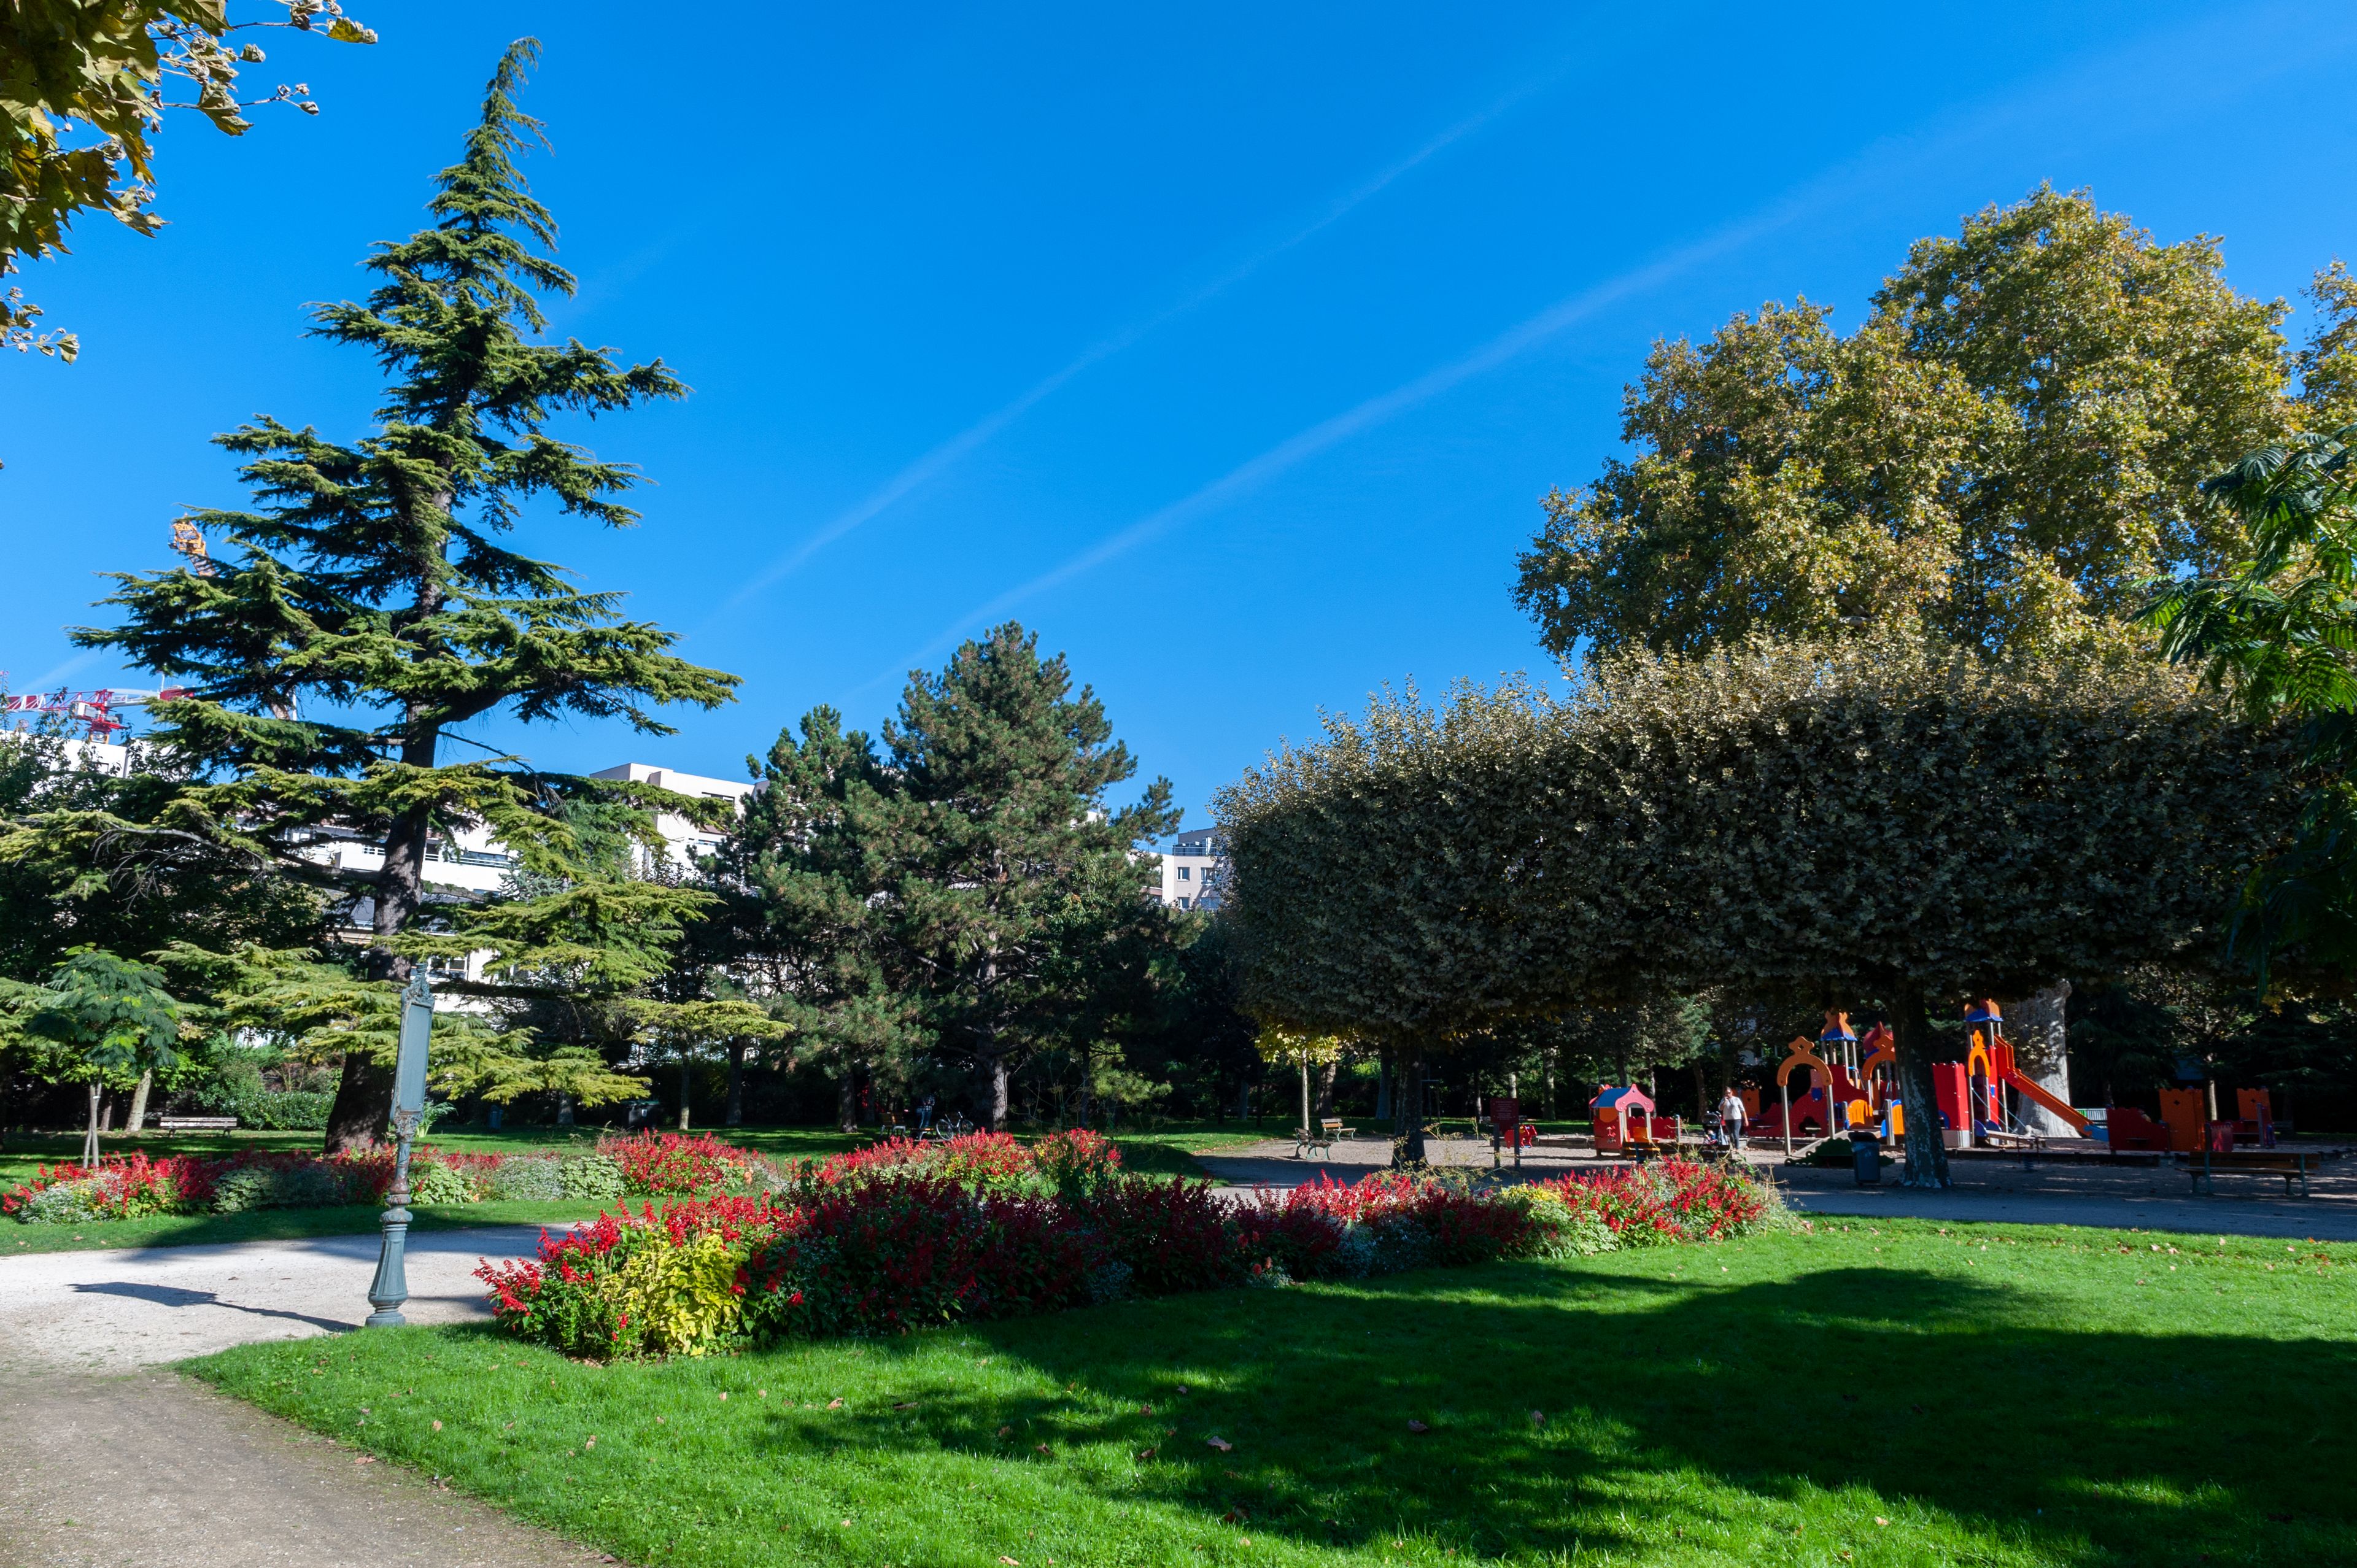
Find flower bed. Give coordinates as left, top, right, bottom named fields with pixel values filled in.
left=479, top=1153, right=1788, bottom=1360
left=2, top=1130, right=771, bottom=1224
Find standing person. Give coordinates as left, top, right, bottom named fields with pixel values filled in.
left=1717, top=1086, right=1750, bottom=1154
left=916, top=1093, right=937, bottom=1136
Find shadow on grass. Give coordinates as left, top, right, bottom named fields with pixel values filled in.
left=741, top=1260, right=2356, bottom=1564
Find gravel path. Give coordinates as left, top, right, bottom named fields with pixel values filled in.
left=0, top=1223, right=612, bottom=1568
left=1195, top=1136, right=2357, bottom=1240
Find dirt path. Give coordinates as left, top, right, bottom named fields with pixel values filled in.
left=0, top=1225, right=613, bottom=1568
left=1194, top=1137, right=2357, bottom=1240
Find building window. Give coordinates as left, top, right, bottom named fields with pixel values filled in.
left=1176, top=897, right=1190, bottom=910
left=1177, top=865, right=1191, bottom=881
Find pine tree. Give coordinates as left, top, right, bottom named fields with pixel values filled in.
left=65, top=39, right=735, bottom=1151
left=873, top=624, right=1177, bottom=1129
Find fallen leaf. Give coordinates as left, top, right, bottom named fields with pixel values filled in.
left=841, top=1520, right=852, bottom=1527
left=354, top=1455, right=376, bottom=1466
left=1136, top=1447, right=1158, bottom=1461
left=1406, top=1420, right=1430, bottom=1435
left=997, top=1425, right=1013, bottom=1438
left=1140, top=1404, right=1155, bottom=1416
left=1035, top=1443, right=1053, bottom=1456
left=827, top=1398, right=845, bottom=1410
left=1874, top=1516, right=1889, bottom=1527
left=718, top=1392, right=729, bottom=1402
left=999, top=1558, right=1020, bottom=1565
left=1528, top=1410, right=1545, bottom=1426
left=432, top=1419, right=443, bottom=1431
left=894, top=1401, right=918, bottom=1410
left=757, top=1390, right=767, bottom=1399
left=654, top=1416, right=665, bottom=1424
left=1176, top=1385, right=1191, bottom=1396
left=1222, top=1509, right=1247, bottom=1524
left=1207, top=1436, right=1233, bottom=1453
left=584, top=1437, right=596, bottom=1449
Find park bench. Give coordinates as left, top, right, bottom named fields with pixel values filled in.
left=1294, top=1117, right=1355, bottom=1159
left=2180, top=1146, right=2326, bottom=1197
left=156, top=1116, right=238, bottom=1132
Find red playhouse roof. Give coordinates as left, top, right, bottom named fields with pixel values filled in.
left=1590, top=1084, right=1656, bottom=1112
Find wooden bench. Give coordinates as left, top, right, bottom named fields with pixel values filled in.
left=1294, top=1118, right=1356, bottom=1159
left=157, top=1116, right=238, bottom=1132
left=2180, top=1147, right=2320, bottom=1197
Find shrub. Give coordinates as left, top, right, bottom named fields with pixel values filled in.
left=487, top=1156, right=565, bottom=1202
left=1531, top=1159, right=1776, bottom=1244
left=20, top=1180, right=101, bottom=1226
left=195, top=1087, right=333, bottom=1131
left=1027, top=1128, right=1123, bottom=1195
left=408, top=1162, right=478, bottom=1205
left=480, top=1154, right=1784, bottom=1362
left=597, top=1131, right=768, bottom=1197
left=3, top=1151, right=220, bottom=1222
left=557, top=1153, right=627, bottom=1202
left=212, top=1162, right=354, bottom=1213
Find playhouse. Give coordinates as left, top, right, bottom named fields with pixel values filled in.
left=1590, top=1084, right=1678, bottom=1155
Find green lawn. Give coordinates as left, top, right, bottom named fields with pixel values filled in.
left=188, top=1218, right=2357, bottom=1567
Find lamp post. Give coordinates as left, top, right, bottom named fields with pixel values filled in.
left=365, top=971, right=434, bottom=1329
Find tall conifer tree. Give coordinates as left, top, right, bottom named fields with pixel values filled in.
left=69, top=39, right=735, bottom=1150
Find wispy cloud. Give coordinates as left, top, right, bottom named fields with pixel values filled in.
left=862, top=4, right=2349, bottom=697
left=706, top=59, right=1577, bottom=624
left=17, top=649, right=101, bottom=693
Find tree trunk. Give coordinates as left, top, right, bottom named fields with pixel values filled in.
left=1236, top=1072, right=1252, bottom=1122
left=725, top=1038, right=746, bottom=1127
left=1393, top=1045, right=1426, bottom=1167
left=677, top=1051, right=692, bottom=1132
left=82, top=1083, right=101, bottom=1168
left=1077, top=1040, right=1093, bottom=1130
left=1544, top=1046, right=1558, bottom=1119
left=989, top=1055, right=1011, bottom=1132
left=836, top=1065, right=859, bottom=1135
left=1314, top=1059, right=1337, bottom=1118
left=1374, top=1052, right=1393, bottom=1122
left=2010, top=981, right=2074, bottom=1136
left=120, top=1070, right=153, bottom=1140
left=1690, top=1060, right=1708, bottom=1124
left=555, top=1093, right=574, bottom=1126
left=1892, top=981, right=1952, bottom=1189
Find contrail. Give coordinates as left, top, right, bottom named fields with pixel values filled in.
left=708, top=58, right=1577, bottom=621
left=858, top=2, right=2350, bottom=695
left=848, top=179, right=1861, bottom=694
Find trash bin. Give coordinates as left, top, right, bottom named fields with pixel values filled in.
left=1850, top=1128, right=1882, bottom=1186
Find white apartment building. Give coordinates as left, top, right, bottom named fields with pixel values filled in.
left=1151, top=826, right=1227, bottom=913
left=587, top=761, right=757, bottom=875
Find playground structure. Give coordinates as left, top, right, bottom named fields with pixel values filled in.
left=1589, top=1084, right=1680, bottom=1156
left=1746, top=1002, right=2116, bottom=1159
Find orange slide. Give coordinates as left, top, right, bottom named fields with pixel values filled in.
left=1999, top=1068, right=2089, bottom=1135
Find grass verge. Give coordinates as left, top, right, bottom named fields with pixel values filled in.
left=0, top=1200, right=607, bottom=1256
left=188, top=1218, right=2357, bottom=1567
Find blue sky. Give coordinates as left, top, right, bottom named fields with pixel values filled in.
left=7, top=1, right=2357, bottom=838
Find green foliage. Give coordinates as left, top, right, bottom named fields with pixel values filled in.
left=19, top=41, right=735, bottom=1146
left=21, top=948, right=182, bottom=1084
left=1220, top=638, right=2288, bottom=1037
left=2145, top=422, right=2357, bottom=982
left=726, top=624, right=1180, bottom=1127
left=1516, top=187, right=2305, bottom=664
left=0, top=1, right=375, bottom=360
